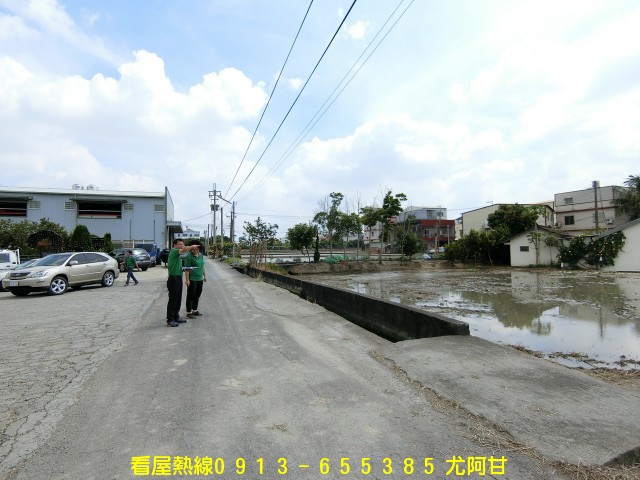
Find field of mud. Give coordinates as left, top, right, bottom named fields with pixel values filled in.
left=296, top=261, right=640, bottom=371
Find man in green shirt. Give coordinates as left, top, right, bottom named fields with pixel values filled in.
left=124, top=250, right=139, bottom=286
left=184, top=240, right=206, bottom=318
left=166, top=238, right=198, bottom=327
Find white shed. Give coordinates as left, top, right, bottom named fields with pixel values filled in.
left=506, top=226, right=568, bottom=267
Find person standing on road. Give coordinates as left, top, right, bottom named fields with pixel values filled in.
left=166, top=238, right=198, bottom=327
left=124, top=250, right=139, bottom=286
left=184, top=240, right=206, bottom=318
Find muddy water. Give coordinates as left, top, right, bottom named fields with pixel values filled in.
left=300, top=268, right=640, bottom=368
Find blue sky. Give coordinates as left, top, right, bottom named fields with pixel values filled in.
left=1, top=0, right=639, bottom=237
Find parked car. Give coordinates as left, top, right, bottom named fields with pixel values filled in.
left=0, top=259, right=39, bottom=292
left=2, top=252, right=119, bottom=296
left=134, top=243, right=158, bottom=267
left=109, top=248, right=153, bottom=272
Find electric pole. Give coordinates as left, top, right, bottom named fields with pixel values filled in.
left=210, top=182, right=233, bottom=258
left=209, top=184, right=220, bottom=255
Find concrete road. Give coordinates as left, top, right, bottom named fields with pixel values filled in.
left=1, top=259, right=564, bottom=479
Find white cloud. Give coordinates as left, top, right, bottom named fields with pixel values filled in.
left=0, top=12, right=38, bottom=40
left=344, top=20, right=370, bottom=40
left=1, top=0, right=638, bottom=233
left=287, top=77, right=303, bottom=91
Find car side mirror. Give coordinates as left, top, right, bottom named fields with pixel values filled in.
left=69, top=260, right=79, bottom=265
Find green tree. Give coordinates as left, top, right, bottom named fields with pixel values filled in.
left=102, top=232, right=114, bottom=253
left=379, top=190, right=407, bottom=263
left=0, top=218, right=69, bottom=255
left=287, top=223, right=316, bottom=262
left=360, top=205, right=382, bottom=260
left=243, top=217, right=278, bottom=267
left=398, top=228, right=421, bottom=260
left=614, top=175, right=640, bottom=221
left=313, top=192, right=344, bottom=257
left=68, top=224, right=92, bottom=251
left=335, top=212, right=360, bottom=258
left=487, top=204, right=540, bottom=238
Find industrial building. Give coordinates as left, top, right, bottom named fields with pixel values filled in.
left=0, top=185, right=182, bottom=248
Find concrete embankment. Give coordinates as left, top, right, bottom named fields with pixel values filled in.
left=245, top=266, right=469, bottom=341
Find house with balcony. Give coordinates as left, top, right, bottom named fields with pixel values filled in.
left=395, top=206, right=455, bottom=251
left=554, top=183, right=629, bottom=236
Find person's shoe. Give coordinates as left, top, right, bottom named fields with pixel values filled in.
left=124, top=283, right=129, bottom=286
left=134, top=282, right=139, bottom=285
left=176, top=317, right=187, bottom=324
left=193, top=311, right=203, bottom=316
left=186, top=312, right=195, bottom=318
left=167, top=321, right=179, bottom=327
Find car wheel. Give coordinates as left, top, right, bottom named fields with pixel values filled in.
left=48, top=276, right=68, bottom=295
left=141, top=266, right=148, bottom=271
left=102, top=271, right=115, bottom=287
left=119, top=263, right=126, bottom=273
left=10, top=288, right=30, bottom=296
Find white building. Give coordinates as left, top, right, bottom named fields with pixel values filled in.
left=0, top=186, right=182, bottom=248
left=460, top=203, right=553, bottom=237
left=506, top=226, right=569, bottom=267
left=554, top=183, right=629, bottom=236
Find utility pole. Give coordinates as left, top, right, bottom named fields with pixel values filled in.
left=593, top=180, right=600, bottom=232
left=210, top=182, right=233, bottom=258
left=220, top=206, right=224, bottom=254
left=231, top=201, right=236, bottom=259
left=209, top=184, right=220, bottom=256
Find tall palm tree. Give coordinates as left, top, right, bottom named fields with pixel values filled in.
left=614, top=175, right=640, bottom=221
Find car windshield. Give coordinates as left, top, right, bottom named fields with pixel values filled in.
left=15, top=259, right=39, bottom=269
left=37, top=253, right=73, bottom=266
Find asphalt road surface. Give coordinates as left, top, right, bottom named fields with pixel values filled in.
left=1, top=259, right=564, bottom=479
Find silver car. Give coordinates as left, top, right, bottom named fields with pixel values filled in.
left=2, top=252, right=120, bottom=296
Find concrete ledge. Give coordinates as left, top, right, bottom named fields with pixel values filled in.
left=381, top=335, right=640, bottom=466
left=245, top=267, right=469, bottom=341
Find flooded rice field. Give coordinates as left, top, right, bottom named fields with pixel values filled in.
left=299, top=267, right=640, bottom=369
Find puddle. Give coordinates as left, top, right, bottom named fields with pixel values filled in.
left=301, top=268, right=640, bottom=368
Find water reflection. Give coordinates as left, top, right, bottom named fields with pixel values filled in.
left=303, top=269, right=640, bottom=367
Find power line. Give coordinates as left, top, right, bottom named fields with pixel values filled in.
left=237, top=0, right=415, bottom=203
left=229, top=0, right=359, bottom=201
left=224, top=0, right=314, bottom=199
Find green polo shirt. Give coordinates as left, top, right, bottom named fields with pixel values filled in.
left=184, top=252, right=204, bottom=281
left=167, top=248, right=183, bottom=276
left=125, top=256, right=136, bottom=269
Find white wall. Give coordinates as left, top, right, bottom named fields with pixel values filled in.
left=602, top=222, right=640, bottom=272
left=509, top=232, right=561, bottom=267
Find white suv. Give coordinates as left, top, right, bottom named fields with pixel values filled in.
left=2, top=252, right=119, bottom=296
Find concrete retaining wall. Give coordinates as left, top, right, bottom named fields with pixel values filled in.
left=245, top=267, right=469, bottom=342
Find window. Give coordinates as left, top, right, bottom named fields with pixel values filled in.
left=564, top=197, right=573, bottom=205
left=520, top=246, right=530, bottom=252
left=0, top=200, right=27, bottom=217
left=123, top=203, right=134, bottom=212
left=28, top=200, right=41, bottom=209
left=564, top=215, right=575, bottom=225
left=154, top=204, right=165, bottom=212
left=65, top=201, right=76, bottom=210
left=77, top=202, right=121, bottom=219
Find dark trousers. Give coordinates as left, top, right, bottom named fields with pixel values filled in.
left=166, top=275, right=183, bottom=321
left=126, top=267, right=138, bottom=284
left=186, top=280, right=203, bottom=312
